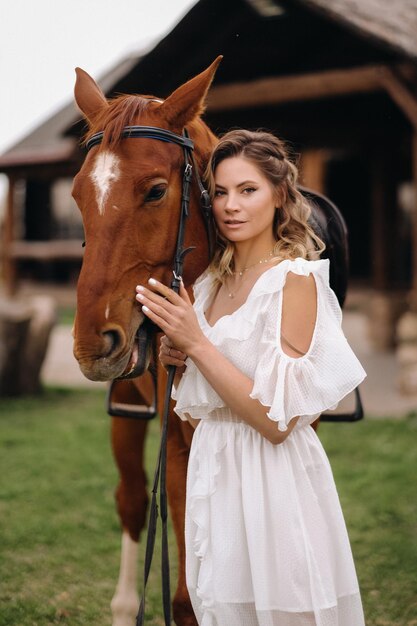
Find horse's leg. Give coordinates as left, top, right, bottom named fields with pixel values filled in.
left=110, top=377, right=153, bottom=626
left=158, top=368, right=197, bottom=626
left=311, top=417, right=320, bottom=431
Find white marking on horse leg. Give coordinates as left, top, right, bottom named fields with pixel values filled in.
left=111, top=531, right=139, bottom=626
left=90, top=151, right=121, bottom=215
left=105, top=302, right=110, bottom=320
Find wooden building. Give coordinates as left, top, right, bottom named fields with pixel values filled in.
left=2, top=0, right=417, bottom=381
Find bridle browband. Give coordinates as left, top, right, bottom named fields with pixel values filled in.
left=85, top=125, right=194, bottom=151
left=85, top=123, right=214, bottom=626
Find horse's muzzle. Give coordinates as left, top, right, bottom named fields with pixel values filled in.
left=74, top=323, right=132, bottom=381
left=73, top=312, right=154, bottom=382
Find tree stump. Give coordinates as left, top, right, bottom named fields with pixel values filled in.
left=396, top=310, right=417, bottom=395
left=0, top=295, right=56, bottom=395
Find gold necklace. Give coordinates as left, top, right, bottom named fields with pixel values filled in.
left=227, top=250, right=274, bottom=299
left=232, top=250, right=274, bottom=276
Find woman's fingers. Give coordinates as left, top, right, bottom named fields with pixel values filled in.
left=136, top=277, right=192, bottom=307
left=179, top=280, right=192, bottom=304
left=160, top=335, right=172, bottom=349
left=160, top=336, right=186, bottom=361
left=158, top=338, right=187, bottom=370
left=167, top=346, right=187, bottom=361
left=135, top=278, right=202, bottom=353
left=136, top=284, right=190, bottom=336
left=140, top=303, right=169, bottom=332
left=160, top=354, right=186, bottom=368
left=136, top=286, right=178, bottom=316
left=135, top=281, right=190, bottom=330
left=146, top=278, right=184, bottom=304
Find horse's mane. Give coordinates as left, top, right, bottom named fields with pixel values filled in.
left=84, top=94, right=160, bottom=149
left=83, top=93, right=217, bottom=172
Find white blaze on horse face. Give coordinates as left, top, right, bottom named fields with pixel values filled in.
left=90, top=151, right=121, bottom=215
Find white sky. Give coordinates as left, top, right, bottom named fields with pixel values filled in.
left=0, top=0, right=197, bottom=156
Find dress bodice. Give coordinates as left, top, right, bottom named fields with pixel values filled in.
left=172, top=257, right=366, bottom=431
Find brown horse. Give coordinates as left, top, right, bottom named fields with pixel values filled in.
left=72, top=58, right=222, bottom=626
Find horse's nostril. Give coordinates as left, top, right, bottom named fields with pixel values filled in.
left=102, top=330, right=121, bottom=357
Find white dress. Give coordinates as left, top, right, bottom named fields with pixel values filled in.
left=172, top=257, right=367, bottom=626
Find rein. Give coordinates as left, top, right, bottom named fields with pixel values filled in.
left=85, top=125, right=214, bottom=626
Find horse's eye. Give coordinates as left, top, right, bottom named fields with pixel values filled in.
left=145, top=185, right=167, bottom=202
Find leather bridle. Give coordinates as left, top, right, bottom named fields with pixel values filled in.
left=87, top=126, right=214, bottom=382
left=86, top=124, right=215, bottom=275
left=86, top=125, right=214, bottom=626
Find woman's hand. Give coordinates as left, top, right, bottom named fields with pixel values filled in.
left=135, top=278, right=207, bottom=355
left=159, top=334, right=187, bottom=372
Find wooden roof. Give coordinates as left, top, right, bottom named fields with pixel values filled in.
left=295, top=0, right=417, bottom=61
left=0, top=0, right=415, bottom=171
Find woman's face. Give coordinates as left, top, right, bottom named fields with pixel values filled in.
left=213, top=156, right=277, bottom=245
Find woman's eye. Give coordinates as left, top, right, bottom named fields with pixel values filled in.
left=242, top=187, right=256, bottom=194
left=214, top=189, right=225, bottom=197
left=145, top=185, right=167, bottom=202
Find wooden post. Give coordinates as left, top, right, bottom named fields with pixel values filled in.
left=379, top=69, right=417, bottom=305
left=395, top=135, right=417, bottom=389
left=1, top=176, right=17, bottom=296
left=299, top=149, right=327, bottom=194
left=409, top=132, right=417, bottom=312
left=369, top=149, right=396, bottom=291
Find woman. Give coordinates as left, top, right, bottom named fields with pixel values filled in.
left=135, top=130, right=367, bottom=625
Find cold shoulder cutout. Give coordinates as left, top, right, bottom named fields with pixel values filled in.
left=172, top=257, right=367, bottom=432
left=281, top=271, right=318, bottom=357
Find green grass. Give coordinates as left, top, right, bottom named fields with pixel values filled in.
left=0, top=388, right=176, bottom=625
left=0, top=389, right=416, bottom=625
left=319, top=416, right=417, bottom=625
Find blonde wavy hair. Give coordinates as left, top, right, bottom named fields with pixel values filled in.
left=205, top=129, right=326, bottom=282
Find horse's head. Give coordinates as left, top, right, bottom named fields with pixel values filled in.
left=72, top=58, right=221, bottom=381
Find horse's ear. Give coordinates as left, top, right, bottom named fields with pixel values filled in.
left=160, top=56, right=223, bottom=128
left=74, top=67, right=108, bottom=124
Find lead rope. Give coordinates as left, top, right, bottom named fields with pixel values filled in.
left=136, top=143, right=194, bottom=626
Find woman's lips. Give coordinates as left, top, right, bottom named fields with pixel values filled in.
left=224, top=220, right=246, bottom=229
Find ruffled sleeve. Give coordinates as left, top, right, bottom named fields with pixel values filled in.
left=249, top=257, right=367, bottom=431
left=172, top=358, right=228, bottom=421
